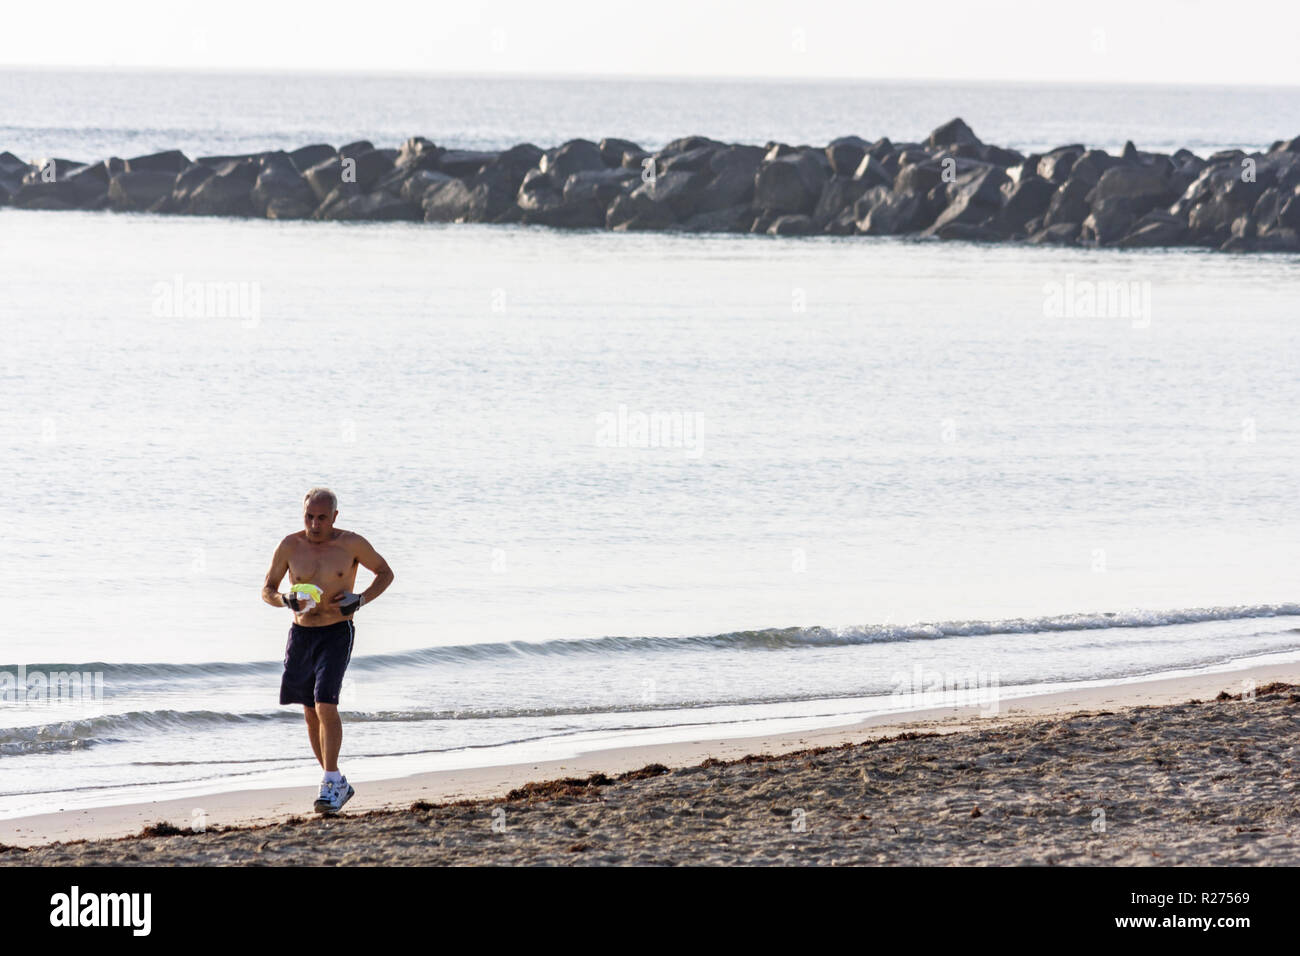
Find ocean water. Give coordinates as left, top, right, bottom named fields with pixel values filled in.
left=2, top=69, right=1299, bottom=161
left=3, top=72, right=1300, bottom=819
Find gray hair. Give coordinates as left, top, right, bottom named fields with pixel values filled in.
left=303, top=487, right=338, bottom=511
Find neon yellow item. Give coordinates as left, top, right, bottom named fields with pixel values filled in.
left=289, top=583, right=323, bottom=603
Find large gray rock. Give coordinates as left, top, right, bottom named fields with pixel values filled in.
left=421, top=179, right=475, bottom=221
left=186, top=170, right=256, bottom=216
left=1255, top=227, right=1300, bottom=251
left=437, top=150, right=500, bottom=178
left=348, top=149, right=395, bottom=191
left=63, top=161, right=114, bottom=204
left=826, top=136, right=870, bottom=177
left=709, top=145, right=765, bottom=174
left=753, top=154, right=825, bottom=214
left=517, top=168, right=557, bottom=209
left=1115, top=215, right=1189, bottom=248
left=158, top=162, right=216, bottom=212
left=618, top=148, right=653, bottom=171
left=1086, top=165, right=1179, bottom=216
left=252, top=157, right=317, bottom=215
left=289, top=144, right=336, bottom=174
left=1037, top=145, right=1085, bottom=184
left=1043, top=177, right=1092, bottom=227
left=942, top=163, right=1006, bottom=205
left=885, top=146, right=928, bottom=177
left=539, top=140, right=604, bottom=180
left=395, top=137, right=443, bottom=171
left=1081, top=196, right=1136, bottom=245
left=627, top=169, right=704, bottom=220
left=1066, top=150, right=1120, bottom=189
left=124, top=150, right=190, bottom=174
left=660, top=135, right=726, bottom=161
left=108, top=170, right=178, bottom=211
left=1172, top=148, right=1206, bottom=177
left=599, top=137, right=643, bottom=167
left=606, top=192, right=676, bottom=231
left=692, top=146, right=763, bottom=212
left=1188, top=190, right=1265, bottom=243
left=856, top=189, right=932, bottom=235
left=318, top=190, right=419, bottom=222
left=515, top=170, right=606, bottom=227
left=993, top=175, right=1056, bottom=235
left=893, top=159, right=946, bottom=196
left=352, top=192, right=420, bottom=221
left=463, top=167, right=520, bottom=222
left=209, top=157, right=260, bottom=184
left=495, top=143, right=545, bottom=182
left=396, top=169, right=456, bottom=204
left=1250, top=187, right=1285, bottom=233
left=562, top=167, right=636, bottom=205
left=1276, top=192, right=1300, bottom=231
left=812, top=177, right=871, bottom=230
left=304, top=157, right=353, bottom=202
left=339, top=140, right=374, bottom=160
left=10, top=180, right=80, bottom=210
left=0, top=150, right=27, bottom=177
left=980, top=144, right=1024, bottom=167
left=927, top=118, right=981, bottom=150
left=924, top=166, right=1009, bottom=235
left=661, top=145, right=718, bottom=173
left=852, top=154, right=891, bottom=189
left=20, top=158, right=87, bottom=185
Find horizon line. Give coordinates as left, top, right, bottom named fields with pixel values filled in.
left=3, top=63, right=1300, bottom=91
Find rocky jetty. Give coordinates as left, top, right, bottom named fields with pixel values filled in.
left=4, top=119, right=1300, bottom=251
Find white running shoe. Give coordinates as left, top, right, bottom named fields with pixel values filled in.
left=314, top=777, right=355, bottom=814
left=313, top=779, right=336, bottom=813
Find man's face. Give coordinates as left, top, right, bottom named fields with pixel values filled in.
left=303, top=498, right=337, bottom=542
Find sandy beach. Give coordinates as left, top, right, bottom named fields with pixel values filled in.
left=2, top=662, right=1297, bottom=865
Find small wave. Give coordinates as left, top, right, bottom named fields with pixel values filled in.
left=4, top=602, right=1298, bottom=683
left=0, top=708, right=295, bottom=754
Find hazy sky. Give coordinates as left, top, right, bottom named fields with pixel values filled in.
left=3, top=0, right=1298, bottom=85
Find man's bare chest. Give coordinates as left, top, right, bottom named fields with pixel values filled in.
left=288, top=541, right=357, bottom=584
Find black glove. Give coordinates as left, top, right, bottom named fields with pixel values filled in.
left=338, top=593, right=365, bottom=616
left=282, top=592, right=304, bottom=612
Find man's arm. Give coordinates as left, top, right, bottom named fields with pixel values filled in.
left=261, top=538, right=292, bottom=608
left=337, top=534, right=393, bottom=612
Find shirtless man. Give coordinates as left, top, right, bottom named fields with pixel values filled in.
left=261, top=487, right=394, bottom=813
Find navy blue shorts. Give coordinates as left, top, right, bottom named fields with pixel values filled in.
left=280, top=619, right=355, bottom=707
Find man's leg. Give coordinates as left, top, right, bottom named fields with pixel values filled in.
left=303, top=705, right=324, bottom=769
left=314, top=702, right=343, bottom=773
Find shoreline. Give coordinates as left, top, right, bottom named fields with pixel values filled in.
left=4, top=119, right=1299, bottom=251
left=4, top=659, right=1297, bottom=854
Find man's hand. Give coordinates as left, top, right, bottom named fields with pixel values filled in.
left=282, top=592, right=305, bottom=612
left=333, top=591, right=365, bottom=616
